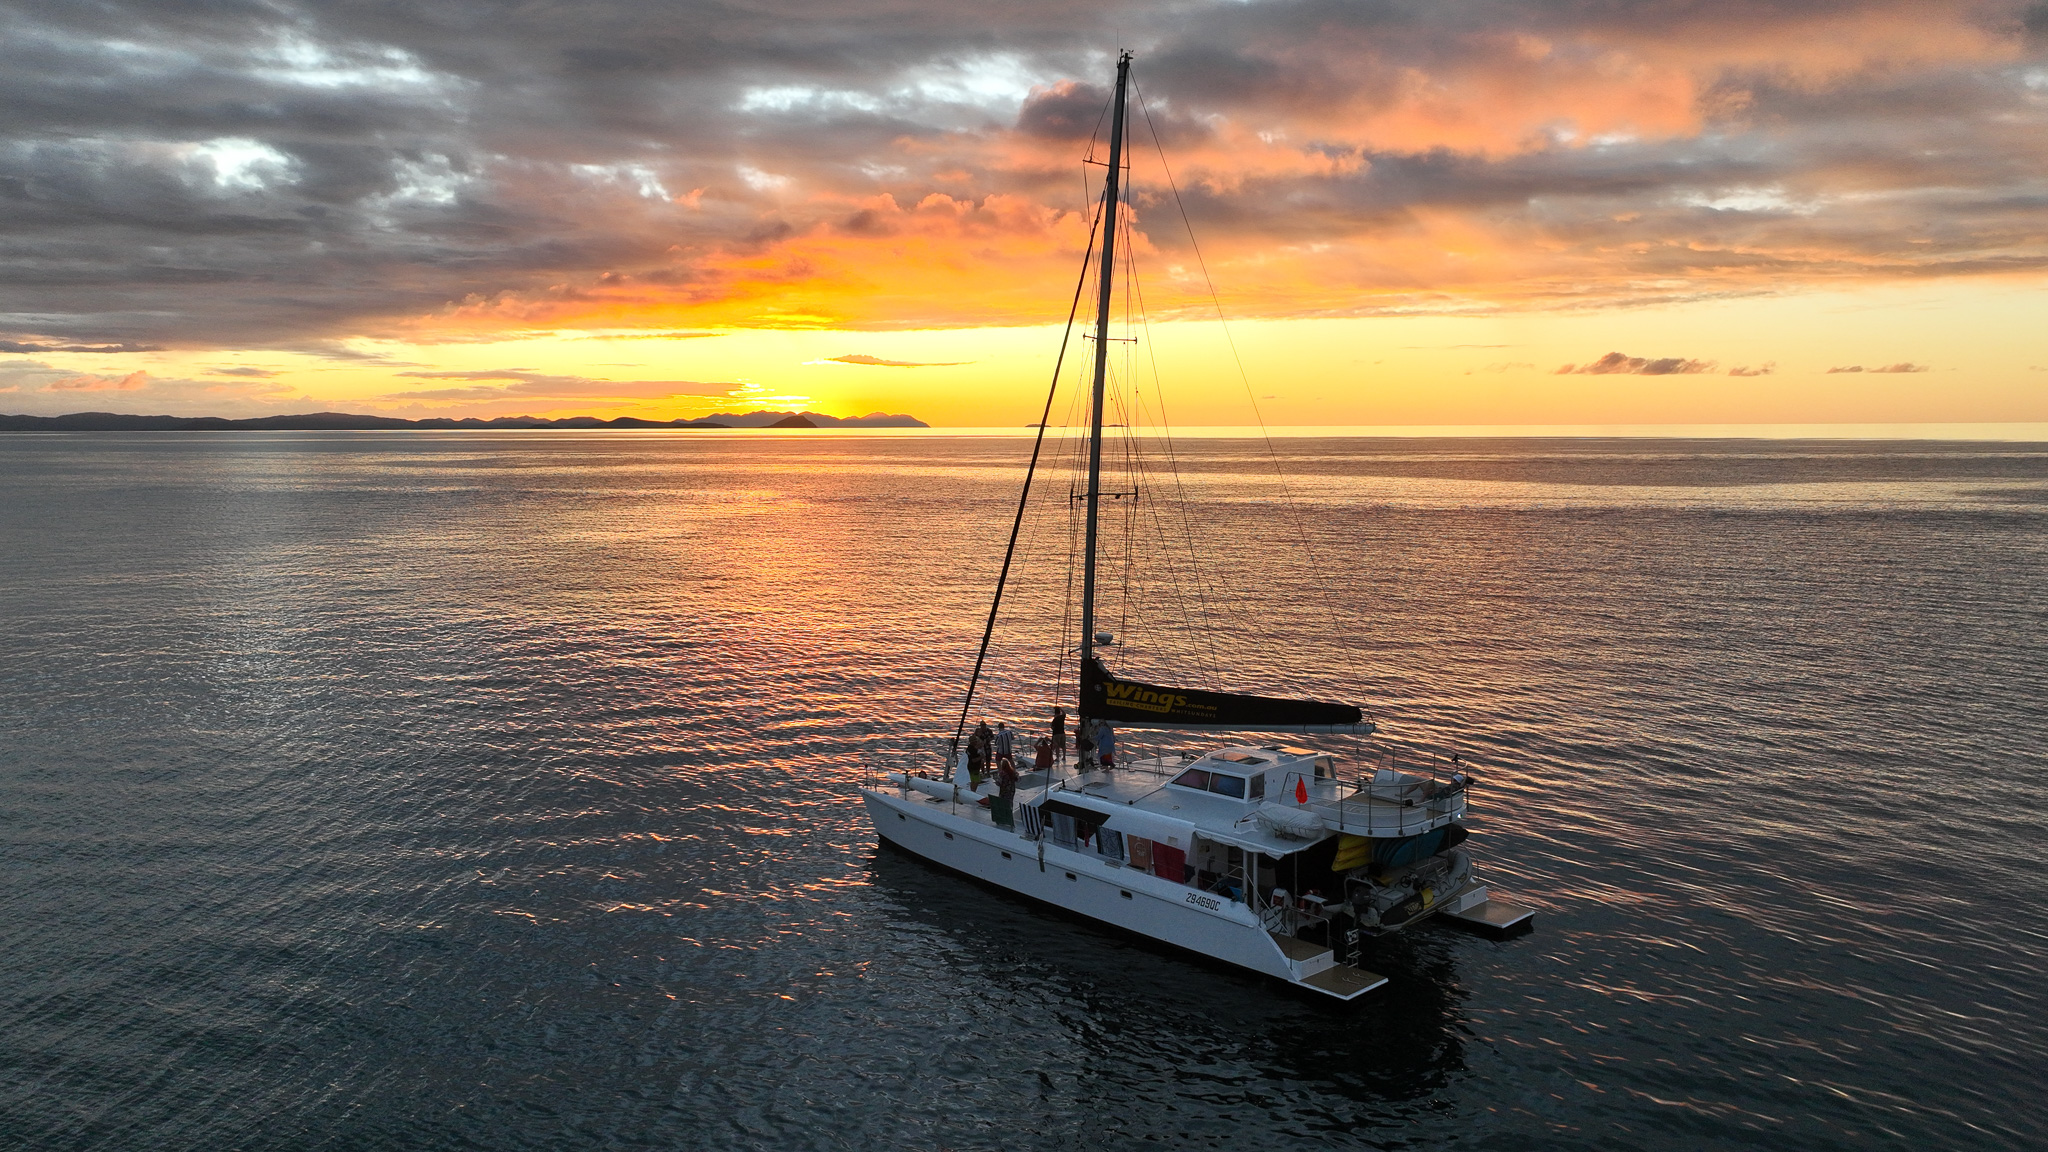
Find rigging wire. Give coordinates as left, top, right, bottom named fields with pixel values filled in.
left=1131, top=73, right=1371, bottom=718
left=948, top=189, right=1107, bottom=758
left=1123, top=230, right=1227, bottom=689
left=1130, top=76, right=1325, bottom=577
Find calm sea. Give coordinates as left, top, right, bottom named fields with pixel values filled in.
left=3, top=431, right=2044, bottom=1150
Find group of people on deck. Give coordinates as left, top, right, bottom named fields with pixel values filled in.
left=964, top=706, right=1118, bottom=828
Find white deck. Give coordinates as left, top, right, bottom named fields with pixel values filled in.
left=861, top=743, right=1521, bottom=997
left=1062, top=749, right=1469, bottom=847
left=863, top=783, right=1388, bottom=1000
left=1439, top=896, right=1537, bottom=934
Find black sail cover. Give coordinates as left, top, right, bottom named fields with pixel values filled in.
left=1082, top=657, right=1365, bottom=730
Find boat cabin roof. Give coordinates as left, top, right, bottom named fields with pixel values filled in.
left=1045, top=745, right=1336, bottom=856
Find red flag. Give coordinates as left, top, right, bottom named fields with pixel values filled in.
left=1295, top=777, right=1308, bottom=804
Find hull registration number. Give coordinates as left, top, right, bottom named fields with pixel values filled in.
left=1185, top=892, right=1222, bottom=912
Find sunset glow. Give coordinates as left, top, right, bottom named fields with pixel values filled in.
left=3, top=1, right=2044, bottom=425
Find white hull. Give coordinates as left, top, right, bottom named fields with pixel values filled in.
left=863, top=787, right=1391, bottom=999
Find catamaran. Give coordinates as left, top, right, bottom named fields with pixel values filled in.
left=859, top=52, right=1532, bottom=1000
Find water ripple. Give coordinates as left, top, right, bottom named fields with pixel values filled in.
left=2, top=431, right=2044, bottom=1150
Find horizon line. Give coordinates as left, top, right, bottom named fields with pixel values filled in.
left=9, top=418, right=2047, bottom=441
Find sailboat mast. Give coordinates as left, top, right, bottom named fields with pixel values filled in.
left=1079, top=50, right=1131, bottom=690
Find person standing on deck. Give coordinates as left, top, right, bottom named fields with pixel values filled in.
left=1096, top=720, right=1116, bottom=769
left=993, top=754, right=1019, bottom=828
left=1050, top=706, right=1068, bottom=762
left=993, top=721, right=1015, bottom=765
left=966, top=733, right=986, bottom=787
left=971, top=719, right=994, bottom=785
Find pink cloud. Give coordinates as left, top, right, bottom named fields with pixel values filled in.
left=46, top=370, right=150, bottom=391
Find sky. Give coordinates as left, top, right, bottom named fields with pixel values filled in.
left=2, top=0, right=2045, bottom=426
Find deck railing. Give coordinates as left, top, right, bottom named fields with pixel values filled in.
left=857, top=741, right=1474, bottom=840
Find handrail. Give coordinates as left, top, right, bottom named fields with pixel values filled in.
left=861, top=746, right=1473, bottom=840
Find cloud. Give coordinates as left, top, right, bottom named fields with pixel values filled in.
left=46, top=370, right=151, bottom=391
left=575, top=331, right=723, bottom=341
left=817, top=354, right=972, bottom=367
left=208, top=366, right=282, bottom=377
left=1556, top=352, right=1717, bottom=376
left=282, top=342, right=423, bottom=365
left=1827, top=362, right=1931, bottom=373
left=0, top=339, right=163, bottom=354
left=1728, top=363, right=1776, bottom=376
left=0, top=0, right=2041, bottom=346
left=381, top=368, right=738, bottom=401
left=0, top=359, right=296, bottom=414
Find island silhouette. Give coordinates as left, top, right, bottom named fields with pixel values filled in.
left=0, top=409, right=926, bottom=431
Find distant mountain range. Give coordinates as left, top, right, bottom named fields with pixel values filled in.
left=0, top=409, right=927, bottom=432
left=702, top=410, right=927, bottom=428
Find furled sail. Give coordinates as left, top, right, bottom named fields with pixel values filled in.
left=1082, top=657, right=1371, bottom=732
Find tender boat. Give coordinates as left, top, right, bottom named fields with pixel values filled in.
left=860, top=52, right=1532, bottom=1000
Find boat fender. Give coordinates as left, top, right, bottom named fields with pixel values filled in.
left=1331, top=833, right=1373, bottom=872
left=1254, top=803, right=1325, bottom=840
left=893, top=773, right=992, bottom=804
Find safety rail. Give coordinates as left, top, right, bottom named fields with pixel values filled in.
left=1114, top=741, right=1475, bottom=836
left=857, top=741, right=1474, bottom=840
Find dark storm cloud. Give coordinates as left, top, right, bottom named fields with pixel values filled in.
left=0, top=0, right=2043, bottom=344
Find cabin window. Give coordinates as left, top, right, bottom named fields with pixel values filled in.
left=1170, top=768, right=1211, bottom=791
left=1248, top=774, right=1266, bottom=800
left=1208, top=774, right=1246, bottom=799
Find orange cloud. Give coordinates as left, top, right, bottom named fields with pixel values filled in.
left=351, top=0, right=2043, bottom=343
left=47, top=370, right=150, bottom=391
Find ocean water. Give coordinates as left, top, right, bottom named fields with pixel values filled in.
left=2, top=430, right=2045, bottom=1151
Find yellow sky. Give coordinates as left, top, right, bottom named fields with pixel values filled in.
left=52, top=274, right=2044, bottom=426
left=7, top=1, right=2046, bottom=426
